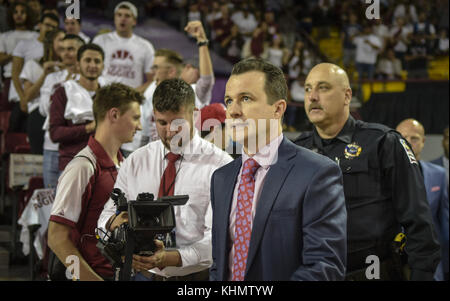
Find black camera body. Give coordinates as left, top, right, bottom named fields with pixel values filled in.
left=97, top=188, right=188, bottom=281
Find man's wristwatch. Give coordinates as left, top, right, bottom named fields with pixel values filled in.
left=197, top=39, right=209, bottom=47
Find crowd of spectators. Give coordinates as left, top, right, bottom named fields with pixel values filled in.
left=136, top=0, right=449, bottom=83
left=1, top=0, right=449, bottom=134
left=100, top=0, right=449, bottom=130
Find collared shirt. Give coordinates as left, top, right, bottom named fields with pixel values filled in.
left=295, top=116, right=441, bottom=280
left=98, top=133, right=233, bottom=277
left=227, top=134, right=284, bottom=280
left=50, top=136, right=123, bottom=277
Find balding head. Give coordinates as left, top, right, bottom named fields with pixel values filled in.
left=396, top=119, right=425, bottom=160
left=304, top=63, right=352, bottom=138
left=309, top=63, right=351, bottom=89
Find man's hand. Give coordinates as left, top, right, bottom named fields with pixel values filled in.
left=185, top=21, right=207, bottom=42
left=43, top=61, right=64, bottom=75
left=108, top=212, right=128, bottom=231
left=132, top=240, right=166, bottom=271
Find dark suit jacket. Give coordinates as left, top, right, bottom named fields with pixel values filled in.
left=209, top=137, right=347, bottom=281
left=430, top=156, right=445, bottom=167
left=421, top=161, right=449, bottom=280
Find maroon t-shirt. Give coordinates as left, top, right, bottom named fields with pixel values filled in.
left=50, top=136, right=123, bottom=278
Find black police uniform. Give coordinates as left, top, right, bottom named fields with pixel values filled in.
left=295, top=116, right=441, bottom=281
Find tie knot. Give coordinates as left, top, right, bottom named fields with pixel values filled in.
left=242, top=158, right=260, bottom=178
left=166, top=152, right=181, bottom=163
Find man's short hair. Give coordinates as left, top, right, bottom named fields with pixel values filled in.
left=153, top=78, right=195, bottom=113
left=62, top=34, right=86, bottom=46
left=7, top=1, right=35, bottom=30
left=40, top=12, right=60, bottom=25
left=64, top=16, right=82, bottom=24
left=93, top=83, right=144, bottom=123
left=231, top=58, right=287, bottom=104
left=77, top=43, right=105, bottom=61
left=155, top=49, right=184, bottom=74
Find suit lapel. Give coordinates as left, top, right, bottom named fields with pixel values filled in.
left=245, top=138, right=297, bottom=276
left=216, top=157, right=241, bottom=280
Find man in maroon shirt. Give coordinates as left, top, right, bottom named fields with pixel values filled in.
left=48, top=82, right=144, bottom=281
left=212, top=3, right=234, bottom=53
left=49, top=43, right=104, bottom=171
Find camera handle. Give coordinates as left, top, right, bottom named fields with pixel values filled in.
left=119, top=228, right=136, bottom=281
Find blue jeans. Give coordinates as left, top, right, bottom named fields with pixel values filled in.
left=43, top=149, right=60, bottom=189
left=356, top=63, right=375, bottom=80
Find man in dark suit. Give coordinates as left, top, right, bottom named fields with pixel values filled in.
left=397, top=119, right=449, bottom=281
left=430, top=126, right=449, bottom=188
left=209, top=58, right=347, bottom=281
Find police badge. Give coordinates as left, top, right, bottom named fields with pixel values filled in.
left=344, top=143, right=362, bottom=159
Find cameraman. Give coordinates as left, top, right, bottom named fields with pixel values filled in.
left=48, top=83, right=144, bottom=281
left=98, top=78, right=233, bottom=281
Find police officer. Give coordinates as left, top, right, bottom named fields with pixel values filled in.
left=295, top=63, right=440, bottom=281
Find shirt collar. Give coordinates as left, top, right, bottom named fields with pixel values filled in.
left=162, top=129, right=203, bottom=161
left=312, top=116, right=356, bottom=149
left=88, top=136, right=123, bottom=168
left=242, top=133, right=284, bottom=170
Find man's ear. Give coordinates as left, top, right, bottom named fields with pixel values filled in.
left=273, top=99, right=287, bottom=119
left=344, top=88, right=353, bottom=106
left=107, top=107, right=121, bottom=122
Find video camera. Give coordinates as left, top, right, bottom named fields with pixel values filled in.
left=97, top=188, right=188, bottom=281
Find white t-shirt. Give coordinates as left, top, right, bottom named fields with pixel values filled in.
left=290, top=81, right=305, bottom=103
left=231, top=11, right=258, bottom=35
left=9, top=38, right=43, bottom=102
left=19, top=59, right=43, bottom=113
left=267, top=48, right=284, bottom=68
left=393, top=4, right=418, bottom=23
left=40, top=69, right=73, bottom=151
left=354, top=35, right=382, bottom=64
left=373, top=24, right=390, bottom=47
left=92, top=31, right=155, bottom=88
left=98, top=134, right=233, bottom=277
left=0, top=30, right=38, bottom=77
left=78, top=31, right=90, bottom=43
left=390, top=25, right=413, bottom=53
left=12, top=37, right=43, bottom=61
left=439, top=38, right=449, bottom=52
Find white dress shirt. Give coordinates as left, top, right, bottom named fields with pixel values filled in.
left=98, top=132, right=233, bottom=277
